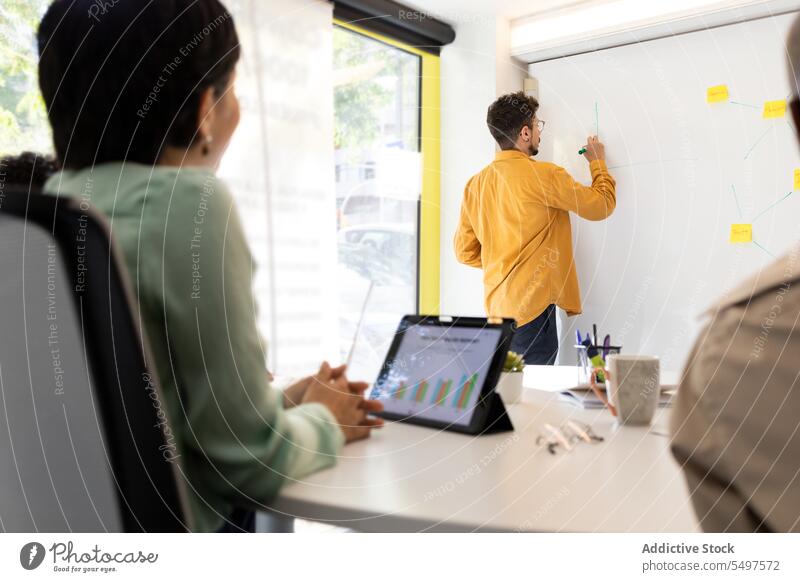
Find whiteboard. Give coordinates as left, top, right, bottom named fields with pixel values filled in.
left=530, top=11, right=800, bottom=371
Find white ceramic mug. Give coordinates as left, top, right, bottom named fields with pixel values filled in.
left=605, top=355, right=660, bottom=426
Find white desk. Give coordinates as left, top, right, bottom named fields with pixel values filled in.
left=269, top=386, right=699, bottom=532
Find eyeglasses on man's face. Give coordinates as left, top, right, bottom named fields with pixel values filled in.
left=533, top=118, right=545, bottom=132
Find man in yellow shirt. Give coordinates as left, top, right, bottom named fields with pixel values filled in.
left=454, top=91, right=616, bottom=364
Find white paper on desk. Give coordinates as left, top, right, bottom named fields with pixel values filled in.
left=559, top=386, right=676, bottom=409
left=522, top=365, right=583, bottom=392
left=523, top=365, right=681, bottom=393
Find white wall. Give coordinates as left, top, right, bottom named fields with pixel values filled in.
left=439, top=15, right=527, bottom=317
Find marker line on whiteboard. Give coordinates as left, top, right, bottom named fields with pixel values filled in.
left=606, top=158, right=698, bottom=170
left=742, top=125, right=773, bottom=159
left=731, top=184, right=743, bottom=220
left=753, top=240, right=775, bottom=258
left=750, top=191, right=793, bottom=223
left=729, top=101, right=759, bottom=109
left=595, top=101, right=599, bottom=135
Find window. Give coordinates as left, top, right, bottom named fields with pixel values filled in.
left=0, top=2, right=441, bottom=383
left=334, top=24, right=422, bottom=381
left=0, top=0, right=53, bottom=156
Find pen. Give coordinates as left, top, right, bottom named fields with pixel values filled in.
left=576, top=330, right=582, bottom=345
left=603, top=334, right=611, bottom=359
left=593, top=323, right=598, bottom=346
left=578, top=147, right=587, bottom=155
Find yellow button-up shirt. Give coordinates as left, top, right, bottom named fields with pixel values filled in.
left=454, top=150, right=616, bottom=326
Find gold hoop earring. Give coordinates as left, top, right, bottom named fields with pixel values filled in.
left=202, top=134, right=213, bottom=156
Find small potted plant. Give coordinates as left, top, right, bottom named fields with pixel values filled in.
left=496, top=351, right=525, bottom=404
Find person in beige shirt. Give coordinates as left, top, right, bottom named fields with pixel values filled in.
left=670, top=13, right=800, bottom=532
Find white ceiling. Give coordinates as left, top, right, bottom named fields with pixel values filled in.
left=401, top=0, right=797, bottom=62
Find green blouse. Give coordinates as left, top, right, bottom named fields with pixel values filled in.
left=45, top=162, right=344, bottom=532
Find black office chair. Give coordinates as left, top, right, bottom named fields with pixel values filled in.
left=0, top=189, right=191, bottom=532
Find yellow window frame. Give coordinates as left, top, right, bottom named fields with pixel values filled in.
left=334, top=19, right=441, bottom=315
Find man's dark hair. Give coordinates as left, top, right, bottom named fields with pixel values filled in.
left=0, top=152, right=58, bottom=190
left=486, top=91, right=539, bottom=150
left=37, top=0, right=240, bottom=170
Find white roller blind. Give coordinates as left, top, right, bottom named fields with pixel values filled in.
left=220, top=0, right=338, bottom=376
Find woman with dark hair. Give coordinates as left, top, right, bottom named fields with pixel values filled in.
left=38, top=0, right=382, bottom=532
left=0, top=151, right=58, bottom=191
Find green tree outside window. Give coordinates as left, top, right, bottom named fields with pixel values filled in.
left=1, top=0, right=52, bottom=156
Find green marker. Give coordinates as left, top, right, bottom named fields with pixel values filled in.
left=578, top=147, right=587, bottom=155
left=584, top=341, right=606, bottom=383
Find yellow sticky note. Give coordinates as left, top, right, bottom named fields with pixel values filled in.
left=795, top=169, right=800, bottom=190
left=730, top=224, right=753, bottom=243
left=707, top=85, right=729, bottom=103
left=762, top=100, right=787, bottom=119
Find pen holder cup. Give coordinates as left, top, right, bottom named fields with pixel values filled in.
left=575, top=344, right=622, bottom=386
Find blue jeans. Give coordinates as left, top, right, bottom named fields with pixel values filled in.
left=509, top=305, right=558, bottom=365
left=216, top=508, right=256, bottom=532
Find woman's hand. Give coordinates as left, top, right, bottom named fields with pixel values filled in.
left=301, top=361, right=384, bottom=443
left=280, top=363, right=340, bottom=408
left=281, top=362, right=360, bottom=408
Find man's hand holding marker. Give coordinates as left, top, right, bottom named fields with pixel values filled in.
left=578, top=135, right=605, bottom=161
